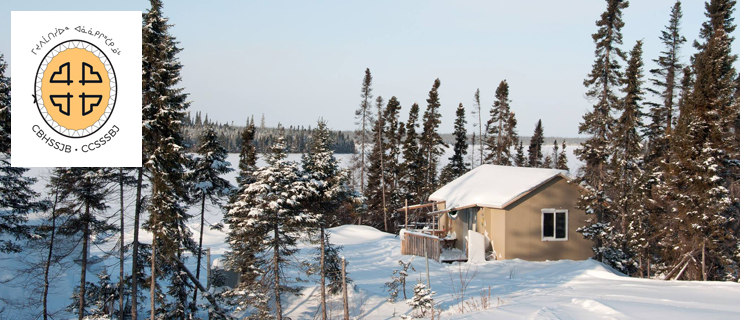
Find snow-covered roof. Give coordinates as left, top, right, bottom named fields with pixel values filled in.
left=429, top=165, right=569, bottom=210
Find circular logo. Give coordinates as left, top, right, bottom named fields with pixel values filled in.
left=35, top=40, right=117, bottom=138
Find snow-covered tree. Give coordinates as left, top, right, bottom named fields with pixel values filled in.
left=400, top=103, right=424, bottom=204
left=382, top=96, right=404, bottom=226
left=485, top=80, right=517, bottom=166
left=355, top=68, right=375, bottom=195
left=575, top=0, right=628, bottom=262
left=419, top=79, right=447, bottom=200
left=604, top=40, right=647, bottom=275
left=365, top=96, right=388, bottom=230
left=68, top=270, right=119, bottom=320
left=302, top=119, right=358, bottom=320
left=225, top=133, right=315, bottom=319
left=556, top=141, right=569, bottom=171
left=514, top=140, right=526, bottom=167
left=0, top=53, right=46, bottom=254
left=237, top=117, right=258, bottom=188
left=189, top=126, right=233, bottom=307
left=471, top=88, right=484, bottom=167
left=407, top=281, right=435, bottom=318
left=660, top=0, right=740, bottom=281
left=56, top=167, right=116, bottom=320
left=441, top=103, right=469, bottom=184
left=142, top=0, right=194, bottom=317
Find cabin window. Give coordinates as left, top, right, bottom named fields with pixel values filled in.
left=541, top=209, right=568, bottom=241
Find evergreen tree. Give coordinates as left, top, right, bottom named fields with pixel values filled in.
left=189, top=126, right=233, bottom=308
left=441, top=103, right=469, bottom=184
left=0, top=54, right=45, bottom=254
left=419, top=79, right=447, bottom=200
left=400, top=103, right=424, bottom=204
left=302, top=119, right=357, bottom=320
left=355, top=68, right=374, bottom=195
left=225, top=135, right=315, bottom=319
left=662, top=0, right=739, bottom=281
left=527, top=120, right=545, bottom=168
left=471, top=88, right=484, bottom=167
left=551, top=140, right=560, bottom=169
left=645, top=1, right=686, bottom=160
left=142, top=0, right=194, bottom=317
left=556, top=141, right=569, bottom=171
left=382, top=97, right=404, bottom=227
left=57, top=167, right=117, bottom=320
left=365, top=97, right=387, bottom=230
left=68, top=270, right=119, bottom=319
left=238, top=117, right=258, bottom=188
left=485, top=80, right=516, bottom=165
left=605, top=41, right=647, bottom=275
left=407, top=281, right=435, bottom=318
left=543, top=155, right=553, bottom=169
left=575, top=0, right=629, bottom=262
left=514, top=140, right=526, bottom=167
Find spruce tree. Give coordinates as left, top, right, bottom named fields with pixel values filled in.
left=355, top=68, right=374, bottom=195
left=605, top=40, right=646, bottom=274
left=0, top=54, right=45, bottom=254
left=142, top=0, right=194, bottom=317
left=365, top=97, right=387, bottom=230
left=514, top=140, right=526, bottom=167
left=226, top=135, right=314, bottom=319
left=485, top=80, right=516, bottom=165
left=302, top=119, right=357, bottom=320
left=575, top=0, right=629, bottom=262
left=419, top=79, right=447, bottom=200
left=189, top=126, right=233, bottom=308
left=382, top=96, right=403, bottom=227
left=58, top=167, right=117, bottom=320
left=646, top=1, right=686, bottom=157
left=238, top=117, right=258, bottom=188
left=527, top=120, right=545, bottom=168
left=400, top=103, right=424, bottom=204
left=556, top=141, right=569, bottom=171
left=471, top=88, right=484, bottom=167
left=441, top=103, right=469, bottom=184
left=662, top=0, right=739, bottom=281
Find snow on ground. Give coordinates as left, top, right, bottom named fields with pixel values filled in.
left=306, top=225, right=740, bottom=320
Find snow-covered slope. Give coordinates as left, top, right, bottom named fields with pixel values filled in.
left=315, top=225, right=740, bottom=320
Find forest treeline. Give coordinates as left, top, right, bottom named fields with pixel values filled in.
left=181, top=112, right=356, bottom=154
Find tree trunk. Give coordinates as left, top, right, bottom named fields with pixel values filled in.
left=702, top=241, right=706, bottom=281
left=193, top=193, right=207, bottom=307
left=320, top=226, right=327, bottom=320
left=150, top=220, right=157, bottom=320
left=119, top=168, right=125, bottom=320
left=274, top=223, right=282, bottom=320
left=79, top=203, right=90, bottom=320
left=342, top=257, right=349, bottom=320
left=42, top=185, right=60, bottom=320
left=131, top=167, right=143, bottom=320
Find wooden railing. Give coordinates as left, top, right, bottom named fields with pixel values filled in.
left=400, top=230, right=441, bottom=262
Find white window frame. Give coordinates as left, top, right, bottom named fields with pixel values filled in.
left=541, top=209, right=568, bottom=241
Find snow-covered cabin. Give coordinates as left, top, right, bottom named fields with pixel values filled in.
left=430, top=165, right=593, bottom=261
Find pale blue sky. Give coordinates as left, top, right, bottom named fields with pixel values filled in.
left=2, top=0, right=737, bottom=136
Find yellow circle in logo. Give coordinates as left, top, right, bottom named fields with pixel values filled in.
left=35, top=40, right=117, bottom=138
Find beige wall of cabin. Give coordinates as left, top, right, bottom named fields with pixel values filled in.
left=503, top=176, right=593, bottom=261
left=436, top=176, right=593, bottom=261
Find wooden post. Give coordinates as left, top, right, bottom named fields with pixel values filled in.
left=342, top=257, right=349, bottom=320
left=702, top=241, right=706, bottom=281
left=206, top=248, right=211, bottom=291
left=404, top=199, right=408, bottom=230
